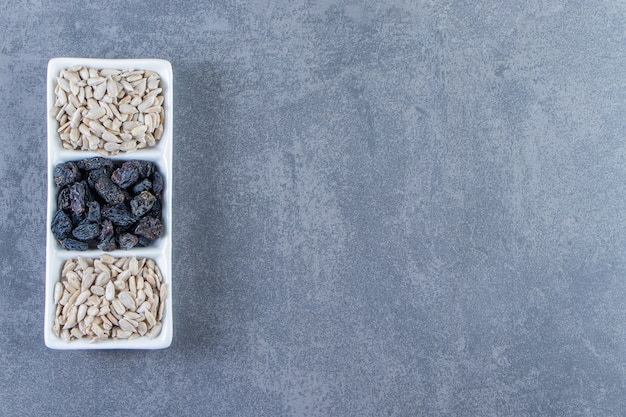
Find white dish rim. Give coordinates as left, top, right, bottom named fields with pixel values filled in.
left=45, top=57, right=173, bottom=350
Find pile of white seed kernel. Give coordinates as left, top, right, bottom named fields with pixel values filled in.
left=51, top=65, right=164, bottom=155
left=53, top=255, right=165, bottom=342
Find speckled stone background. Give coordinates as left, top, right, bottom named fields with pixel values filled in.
left=1, top=1, right=626, bottom=416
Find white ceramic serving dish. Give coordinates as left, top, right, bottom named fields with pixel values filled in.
left=45, top=58, right=173, bottom=349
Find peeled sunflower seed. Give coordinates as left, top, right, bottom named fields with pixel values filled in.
left=52, top=65, right=165, bottom=154
left=85, top=107, right=106, bottom=120
left=53, top=255, right=166, bottom=342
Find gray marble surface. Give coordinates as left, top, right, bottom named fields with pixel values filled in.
left=2, top=1, right=626, bottom=415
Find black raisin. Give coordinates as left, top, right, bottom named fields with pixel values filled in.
left=54, top=156, right=165, bottom=251
left=86, top=201, right=101, bottom=223
left=97, top=237, right=116, bottom=251
left=134, top=216, right=163, bottom=239
left=130, top=191, right=157, bottom=217
left=145, top=199, right=160, bottom=219
left=114, top=222, right=133, bottom=235
left=137, top=236, right=153, bottom=247
left=69, top=181, right=87, bottom=215
left=101, top=204, right=137, bottom=227
left=111, top=161, right=140, bottom=188
left=60, top=238, right=88, bottom=251
left=99, top=218, right=114, bottom=241
left=57, top=187, right=71, bottom=211
left=77, top=157, right=113, bottom=171
left=87, top=167, right=111, bottom=189
left=132, top=178, right=152, bottom=194
left=117, top=233, right=139, bottom=250
left=136, top=160, right=155, bottom=178
left=94, top=176, right=125, bottom=205
left=152, top=171, right=164, bottom=196
left=51, top=210, right=73, bottom=240
left=72, top=222, right=100, bottom=241
left=70, top=211, right=85, bottom=227
left=54, top=162, right=80, bottom=187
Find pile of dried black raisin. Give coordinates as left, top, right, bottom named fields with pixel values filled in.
left=51, top=157, right=164, bottom=251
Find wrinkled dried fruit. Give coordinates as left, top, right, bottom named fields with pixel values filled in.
left=117, top=233, right=139, bottom=250
left=60, top=238, right=88, bottom=251
left=137, top=236, right=153, bottom=247
left=52, top=158, right=164, bottom=250
left=94, top=176, right=125, bottom=205
left=70, top=211, right=85, bottom=227
left=97, top=237, right=116, bottom=251
left=86, top=201, right=101, bottom=223
left=87, top=168, right=111, bottom=189
left=134, top=216, right=163, bottom=239
left=99, top=218, right=114, bottom=241
left=137, top=161, right=155, bottom=178
left=132, top=178, right=152, bottom=194
left=57, top=188, right=71, bottom=211
left=130, top=191, right=156, bottom=217
left=72, top=222, right=100, bottom=241
left=54, top=162, right=80, bottom=187
left=77, top=157, right=113, bottom=171
left=51, top=210, right=73, bottom=240
left=152, top=171, right=164, bottom=196
left=102, top=204, right=137, bottom=227
left=69, top=182, right=87, bottom=215
left=111, top=161, right=140, bottom=188
left=147, top=199, right=161, bottom=219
